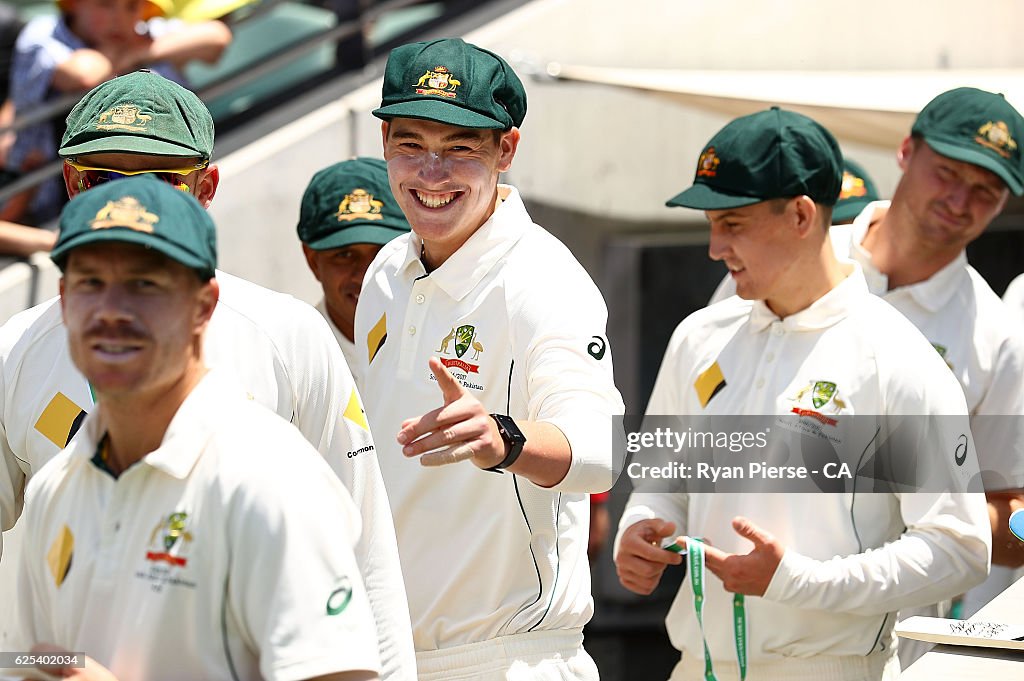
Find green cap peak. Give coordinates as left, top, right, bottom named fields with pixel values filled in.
left=297, top=157, right=410, bottom=251
left=373, top=38, right=526, bottom=130
left=59, top=70, right=214, bottom=161
left=912, top=87, right=1024, bottom=195
left=52, top=175, right=217, bottom=278
left=667, top=107, right=843, bottom=210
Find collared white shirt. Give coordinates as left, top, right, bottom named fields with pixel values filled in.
left=5, top=372, right=380, bottom=681
left=619, top=265, right=990, bottom=663
left=712, top=201, right=1024, bottom=490
left=0, top=270, right=415, bottom=680
left=355, top=184, right=623, bottom=651
left=316, top=298, right=362, bottom=390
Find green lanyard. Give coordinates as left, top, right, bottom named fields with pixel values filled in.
left=689, top=538, right=747, bottom=681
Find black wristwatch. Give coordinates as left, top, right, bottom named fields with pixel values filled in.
left=485, top=413, right=527, bottom=473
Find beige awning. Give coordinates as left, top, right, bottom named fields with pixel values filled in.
left=545, top=64, right=1024, bottom=148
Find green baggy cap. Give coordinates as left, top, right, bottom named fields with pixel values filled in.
left=59, top=70, right=214, bottom=160
left=373, top=38, right=526, bottom=130
left=912, top=87, right=1024, bottom=196
left=297, top=157, right=410, bottom=251
left=833, top=157, right=881, bottom=224
left=52, top=174, right=217, bottom=278
left=667, top=107, right=843, bottom=210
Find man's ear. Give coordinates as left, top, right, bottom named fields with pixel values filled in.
left=896, top=136, right=915, bottom=172
left=791, top=195, right=817, bottom=238
left=195, top=165, right=219, bottom=208
left=302, top=244, right=322, bottom=282
left=381, top=121, right=390, bottom=157
left=195, top=278, right=219, bottom=330
left=497, top=127, right=520, bottom=173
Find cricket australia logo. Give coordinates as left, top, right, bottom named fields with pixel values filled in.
left=136, top=511, right=197, bottom=593
left=96, top=103, right=152, bottom=132
left=696, top=147, right=720, bottom=177
left=839, top=170, right=868, bottom=200
left=337, top=188, right=384, bottom=221
left=437, top=324, right=484, bottom=375
left=414, top=66, right=462, bottom=99
left=146, top=511, right=192, bottom=567
left=975, top=121, right=1018, bottom=159
left=789, top=380, right=847, bottom=426
left=90, top=196, right=159, bottom=233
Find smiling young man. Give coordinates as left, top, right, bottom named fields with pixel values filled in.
left=355, top=38, right=623, bottom=681
left=613, top=108, right=990, bottom=681
left=297, top=157, right=410, bottom=387
left=0, top=70, right=415, bottom=680
left=3, top=177, right=379, bottom=681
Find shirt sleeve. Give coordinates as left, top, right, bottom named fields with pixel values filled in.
left=971, top=325, right=1024, bottom=491
left=229, top=447, right=381, bottom=681
left=281, top=301, right=415, bottom=680
left=510, top=256, right=624, bottom=494
left=614, top=325, right=692, bottom=559
left=0, top=328, right=26, bottom=543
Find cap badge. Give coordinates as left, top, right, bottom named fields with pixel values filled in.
left=337, top=188, right=384, bottom=221
left=90, top=196, right=159, bottom=233
left=696, top=147, right=720, bottom=178
left=96, top=103, right=152, bottom=132
left=839, top=171, right=867, bottom=200
left=975, top=121, right=1018, bottom=159
left=414, top=66, right=462, bottom=99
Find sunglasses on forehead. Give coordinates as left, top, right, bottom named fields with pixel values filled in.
left=66, top=159, right=209, bottom=193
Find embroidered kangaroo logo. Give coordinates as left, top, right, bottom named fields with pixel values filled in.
left=437, top=328, right=456, bottom=353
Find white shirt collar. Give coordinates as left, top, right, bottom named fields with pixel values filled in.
left=397, top=185, right=529, bottom=300
left=848, top=200, right=968, bottom=311
left=77, top=371, right=237, bottom=480
left=748, top=261, right=869, bottom=333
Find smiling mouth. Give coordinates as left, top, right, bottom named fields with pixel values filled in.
left=414, top=190, right=459, bottom=209
left=92, top=341, right=143, bottom=359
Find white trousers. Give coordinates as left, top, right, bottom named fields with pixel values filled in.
left=415, top=629, right=599, bottom=681
left=671, top=650, right=899, bottom=681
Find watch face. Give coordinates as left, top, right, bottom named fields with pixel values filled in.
left=493, top=413, right=526, bottom=443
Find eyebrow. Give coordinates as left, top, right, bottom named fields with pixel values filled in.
left=390, top=129, right=488, bottom=143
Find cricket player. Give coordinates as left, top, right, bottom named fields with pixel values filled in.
left=355, top=38, right=624, bottom=680
left=3, top=176, right=380, bottom=681
left=297, top=157, right=410, bottom=389
left=0, top=70, right=414, bottom=679
left=614, top=107, right=990, bottom=680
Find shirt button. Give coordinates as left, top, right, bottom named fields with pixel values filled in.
left=755, top=378, right=765, bottom=389
left=765, top=352, right=774, bottom=363
left=408, top=326, right=416, bottom=336
left=415, top=294, right=425, bottom=304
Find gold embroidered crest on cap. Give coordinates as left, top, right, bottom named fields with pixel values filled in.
left=975, top=121, right=1018, bottom=158
left=90, top=197, right=160, bottom=233
left=696, top=147, right=720, bottom=178
left=337, top=188, right=384, bottom=221
left=839, top=171, right=867, bottom=200
left=414, top=66, right=462, bottom=99
left=96, top=103, right=153, bottom=132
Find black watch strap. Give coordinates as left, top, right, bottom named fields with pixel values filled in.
left=485, top=413, right=527, bottom=473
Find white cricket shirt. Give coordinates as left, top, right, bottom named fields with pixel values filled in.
left=619, top=266, right=990, bottom=663
left=0, top=270, right=415, bottom=680
left=355, top=185, right=624, bottom=652
left=712, top=201, right=1024, bottom=491
left=316, top=298, right=362, bottom=390
left=4, top=372, right=380, bottom=681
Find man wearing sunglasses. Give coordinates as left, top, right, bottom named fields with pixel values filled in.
left=0, top=70, right=416, bottom=680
